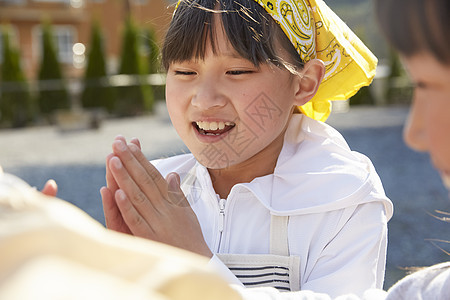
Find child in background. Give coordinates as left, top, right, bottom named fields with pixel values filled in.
left=374, top=0, right=450, bottom=298
left=101, top=0, right=393, bottom=297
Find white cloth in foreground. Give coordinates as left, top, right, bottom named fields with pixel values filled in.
left=385, top=262, right=450, bottom=300
left=0, top=171, right=240, bottom=300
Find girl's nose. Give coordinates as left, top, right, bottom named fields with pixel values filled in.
left=403, top=96, right=428, bottom=152
left=191, top=77, right=227, bottom=110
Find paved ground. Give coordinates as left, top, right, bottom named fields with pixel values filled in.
left=1, top=102, right=449, bottom=290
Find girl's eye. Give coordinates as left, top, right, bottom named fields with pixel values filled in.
left=414, top=81, right=428, bottom=89
left=227, top=70, right=253, bottom=75
left=174, top=70, right=196, bottom=76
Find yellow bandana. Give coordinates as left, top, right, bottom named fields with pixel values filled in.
left=252, top=0, right=377, bottom=121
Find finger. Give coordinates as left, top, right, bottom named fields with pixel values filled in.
left=127, top=143, right=167, bottom=195
left=114, top=135, right=127, bottom=143
left=115, top=189, right=155, bottom=238
left=100, top=186, right=131, bottom=234
left=109, top=156, right=159, bottom=219
left=130, top=137, right=141, bottom=149
left=42, top=179, right=58, bottom=197
left=106, top=153, right=119, bottom=191
left=106, top=134, right=126, bottom=191
left=113, top=140, right=166, bottom=202
left=166, top=172, right=190, bottom=207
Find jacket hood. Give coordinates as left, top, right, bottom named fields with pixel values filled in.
left=236, top=115, right=393, bottom=218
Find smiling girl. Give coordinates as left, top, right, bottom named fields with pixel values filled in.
left=101, top=0, right=393, bottom=297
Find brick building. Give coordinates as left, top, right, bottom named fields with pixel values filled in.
left=0, top=0, right=173, bottom=80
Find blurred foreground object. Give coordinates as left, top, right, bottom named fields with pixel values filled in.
left=0, top=170, right=240, bottom=300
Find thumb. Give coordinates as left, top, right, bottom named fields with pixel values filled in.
left=166, top=172, right=189, bottom=207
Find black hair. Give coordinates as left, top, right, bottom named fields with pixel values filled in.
left=375, top=0, right=450, bottom=64
left=161, top=0, right=303, bottom=71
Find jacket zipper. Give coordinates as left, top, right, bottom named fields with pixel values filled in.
left=217, top=198, right=226, bottom=252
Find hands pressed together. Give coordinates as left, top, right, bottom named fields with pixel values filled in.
left=39, top=136, right=211, bottom=257
left=100, top=136, right=212, bottom=257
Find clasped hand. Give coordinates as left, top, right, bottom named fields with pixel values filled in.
left=101, top=136, right=212, bottom=258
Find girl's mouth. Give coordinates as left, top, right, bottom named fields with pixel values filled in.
left=193, top=121, right=236, bottom=136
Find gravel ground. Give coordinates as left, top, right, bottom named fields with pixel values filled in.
left=1, top=102, right=448, bottom=290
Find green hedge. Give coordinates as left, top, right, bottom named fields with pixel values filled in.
left=81, top=21, right=117, bottom=113
left=116, top=17, right=154, bottom=117
left=0, top=27, right=33, bottom=127
left=37, top=21, right=70, bottom=121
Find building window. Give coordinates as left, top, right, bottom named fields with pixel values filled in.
left=33, top=25, right=77, bottom=64
left=0, top=0, right=26, bottom=5
left=32, top=0, right=84, bottom=7
left=32, top=0, right=70, bottom=3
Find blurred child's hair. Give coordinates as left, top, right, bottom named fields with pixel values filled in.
left=161, top=0, right=304, bottom=72
left=375, top=0, right=450, bottom=64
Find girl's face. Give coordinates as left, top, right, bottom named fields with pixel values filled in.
left=402, top=53, right=450, bottom=189
left=165, top=18, right=302, bottom=171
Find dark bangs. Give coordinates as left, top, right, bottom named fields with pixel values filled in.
left=161, top=0, right=302, bottom=70
left=376, top=0, right=450, bottom=64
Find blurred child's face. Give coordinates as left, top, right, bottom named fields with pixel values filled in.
left=165, top=16, right=301, bottom=170
left=402, top=53, right=450, bottom=189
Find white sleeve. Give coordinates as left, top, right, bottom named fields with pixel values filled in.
left=300, top=202, right=389, bottom=298
left=208, top=254, right=244, bottom=286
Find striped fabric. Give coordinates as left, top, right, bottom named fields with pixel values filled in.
left=229, top=265, right=291, bottom=291
left=217, top=253, right=300, bottom=292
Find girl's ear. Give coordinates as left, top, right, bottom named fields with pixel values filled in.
left=293, top=59, right=325, bottom=106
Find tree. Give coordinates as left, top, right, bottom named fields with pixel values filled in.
left=349, top=26, right=374, bottom=106
left=81, top=21, right=117, bottom=113
left=0, top=26, right=32, bottom=127
left=143, top=27, right=164, bottom=101
left=37, top=21, right=70, bottom=121
left=385, top=48, right=410, bottom=104
left=116, top=17, right=153, bottom=117
left=144, top=27, right=160, bottom=74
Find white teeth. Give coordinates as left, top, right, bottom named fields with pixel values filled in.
left=196, top=121, right=234, bottom=131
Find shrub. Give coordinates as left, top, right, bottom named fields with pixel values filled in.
left=81, top=21, right=117, bottom=113
left=144, top=27, right=160, bottom=74
left=143, top=27, right=164, bottom=101
left=0, top=27, right=33, bottom=127
left=116, top=17, right=153, bottom=117
left=37, top=21, right=70, bottom=121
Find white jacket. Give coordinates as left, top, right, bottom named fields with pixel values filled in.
left=152, top=114, right=393, bottom=298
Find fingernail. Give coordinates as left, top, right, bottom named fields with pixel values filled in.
left=168, top=173, right=180, bottom=191
left=116, top=189, right=126, bottom=201
left=111, top=157, right=122, bottom=169
left=114, top=140, right=127, bottom=152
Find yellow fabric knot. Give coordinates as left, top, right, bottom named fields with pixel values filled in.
left=253, top=0, right=378, bottom=121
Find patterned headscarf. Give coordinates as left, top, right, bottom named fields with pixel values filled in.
left=253, top=0, right=377, bottom=121
left=174, top=0, right=378, bottom=121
